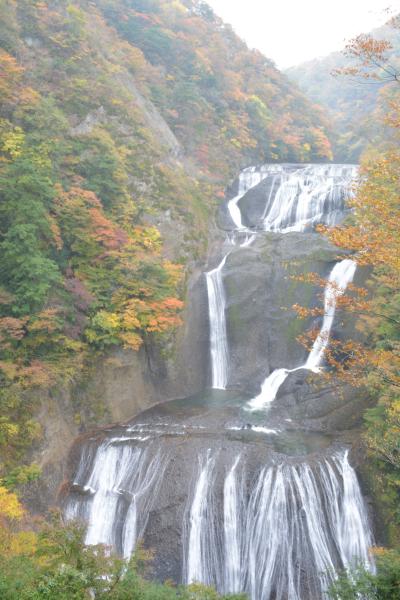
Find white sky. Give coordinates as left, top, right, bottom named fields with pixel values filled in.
left=207, top=0, right=400, bottom=68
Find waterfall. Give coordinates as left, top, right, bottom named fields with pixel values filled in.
left=223, top=455, right=244, bottom=594
left=207, top=165, right=279, bottom=390
left=210, top=163, right=356, bottom=391
left=247, top=258, right=357, bottom=411
left=65, top=439, right=165, bottom=558
left=261, top=164, right=357, bottom=232
left=64, top=162, right=374, bottom=600
left=184, top=450, right=374, bottom=600
left=227, top=165, right=278, bottom=229
left=206, top=255, right=229, bottom=389
left=184, top=450, right=220, bottom=586
left=306, top=259, right=357, bottom=371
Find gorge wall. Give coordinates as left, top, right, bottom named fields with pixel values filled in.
left=0, top=0, right=336, bottom=507
left=61, top=164, right=376, bottom=600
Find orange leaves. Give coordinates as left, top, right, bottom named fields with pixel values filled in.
left=48, top=216, right=63, bottom=251
left=332, top=31, right=399, bottom=88
left=145, top=297, right=184, bottom=333
left=0, top=50, right=39, bottom=114
left=27, top=309, right=61, bottom=334
left=159, top=296, right=184, bottom=311
left=121, top=296, right=183, bottom=336
left=0, top=358, right=54, bottom=389
left=325, top=154, right=400, bottom=274
left=118, top=331, right=142, bottom=351
left=88, top=207, right=128, bottom=251
left=0, top=50, right=24, bottom=104
left=53, top=184, right=184, bottom=353
left=0, top=317, right=28, bottom=343
left=334, top=34, right=393, bottom=79
left=16, top=360, right=55, bottom=389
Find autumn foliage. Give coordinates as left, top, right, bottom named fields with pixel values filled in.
left=293, top=21, right=400, bottom=539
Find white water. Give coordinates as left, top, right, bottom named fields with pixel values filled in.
left=185, top=450, right=218, bottom=586
left=223, top=455, right=243, bottom=593
left=207, top=166, right=279, bottom=388
left=64, top=162, right=374, bottom=600
left=227, top=164, right=356, bottom=233
left=206, top=255, right=229, bottom=389
left=65, top=440, right=165, bottom=558
left=227, top=166, right=275, bottom=229
left=262, top=164, right=357, bottom=232
left=184, top=450, right=375, bottom=600
left=306, top=259, right=357, bottom=371
left=211, top=164, right=356, bottom=392
left=247, top=258, right=357, bottom=411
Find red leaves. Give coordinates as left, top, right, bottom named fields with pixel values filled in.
left=0, top=318, right=28, bottom=344
left=64, top=277, right=94, bottom=312
left=88, top=207, right=128, bottom=251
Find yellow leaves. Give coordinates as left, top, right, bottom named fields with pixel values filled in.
left=0, top=485, right=24, bottom=521
left=164, top=260, right=183, bottom=286
left=0, top=485, right=37, bottom=557
left=121, top=301, right=141, bottom=330
left=0, top=361, right=18, bottom=381
left=2, top=127, right=25, bottom=158
left=27, top=309, right=61, bottom=334
left=48, top=215, right=63, bottom=251
left=8, top=530, right=37, bottom=556
left=119, top=331, right=142, bottom=351
left=92, top=311, right=120, bottom=332
left=0, top=50, right=24, bottom=101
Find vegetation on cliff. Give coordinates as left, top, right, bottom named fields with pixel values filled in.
left=0, top=0, right=333, bottom=479
left=293, top=17, right=400, bottom=593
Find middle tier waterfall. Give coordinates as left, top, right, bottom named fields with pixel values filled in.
left=247, top=258, right=357, bottom=412
left=206, top=254, right=230, bottom=389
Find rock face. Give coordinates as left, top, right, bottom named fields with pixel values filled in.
left=62, top=391, right=374, bottom=599
left=60, top=163, right=377, bottom=600
left=28, top=263, right=209, bottom=513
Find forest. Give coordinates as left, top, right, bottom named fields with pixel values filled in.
left=0, top=1, right=400, bottom=599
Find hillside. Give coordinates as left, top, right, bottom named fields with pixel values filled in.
left=0, top=0, right=333, bottom=481
left=286, top=19, right=400, bottom=161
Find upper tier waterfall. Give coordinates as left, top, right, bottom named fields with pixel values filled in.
left=64, top=163, right=375, bottom=600
left=225, top=163, right=357, bottom=233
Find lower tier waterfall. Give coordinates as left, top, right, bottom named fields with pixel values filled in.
left=184, top=449, right=373, bottom=599
left=64, top=163, right=375, bottom=600
left=65, top=399, right=375, bottom=600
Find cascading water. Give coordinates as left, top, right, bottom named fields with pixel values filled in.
left=227, top=165, right=276, bottom=229
left=247, top=257, right=357, bottom=411
left=306, top=259, right=357, bottom=371
left=183, top=449, right=374, bottom=600
left=64, top=163, right=375, bottom=600
left=206, top=255, right=230, bottom=389
left=184, top=450, right=219, bottom=586
left=65, top=438, right=166, bottom=558
left=223, top=455, right=244, bottom=594
left=210, top=163, right=357, bottom=393
left=206, top=166, right=279, bottom=388
left=261, top=164, right=357, bottom=232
